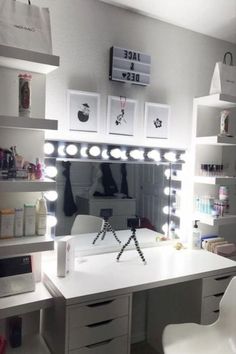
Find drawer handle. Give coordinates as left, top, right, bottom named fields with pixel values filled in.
left=213, top=293, right=224, bottom=298
left=86, top=339, right=113, bottom=349
left=213, top=310, right=220, bottom=314
left=215, top=275, right=231, bottom=281
left=87, top=300, right=114, bottom=308
left=87, top=319, right=113, bottom=328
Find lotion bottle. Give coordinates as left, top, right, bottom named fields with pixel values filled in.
left=191, top=220, right=201, bottom=249
left=36, top=194, right=47, bottom=236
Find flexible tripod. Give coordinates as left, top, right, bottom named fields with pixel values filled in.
left=93, top=217, right=121, bottom=244
left=116, top=226, right=146, bottom=264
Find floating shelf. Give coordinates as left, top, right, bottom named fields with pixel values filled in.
left=0, top=235, right=54, bottom=257
left=196, top=135, right=236, bottom=145
left=195, top=94, right=236, bottom=108
left=194, top=176, right=236, bottom=185
left=0, top=115, right=57, bottom=131
left=0, top=44, right=59, bottom=74
left=0, top=282, right=53, bottom=320
left=0, top=178, right=56, bottom=193
left=6, top=334, right=51, bottom=354
left=196, top=213, right=236, bottom=226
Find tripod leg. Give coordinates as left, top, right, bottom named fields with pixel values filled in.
left=116, top=235, right=132, bottom=261
left=101, top=222, right=109, bottom=240
left=132, top=232, right=146, bottom=265
left=107, top=223, right=121, bottom=244
left=92, top=229, right=103, bottom=244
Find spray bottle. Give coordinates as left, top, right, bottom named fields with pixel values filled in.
left=191, top=220, right=201, bottom=249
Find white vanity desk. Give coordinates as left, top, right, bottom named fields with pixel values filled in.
left=42, top=229, right=236, bottom=354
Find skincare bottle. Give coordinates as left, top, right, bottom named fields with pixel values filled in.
left=191, top=220, right=201, bottom=250
left=24, top=204, right=36, bottom=236
left=36, top=195, right=47, bottom=236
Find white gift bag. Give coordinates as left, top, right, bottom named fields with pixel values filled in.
left=210, top=52, right=236, bottom=96
left=0, top=0, right=52, bottom=54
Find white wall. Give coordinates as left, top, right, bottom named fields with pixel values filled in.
left=28, top=0, right=236, bottom=150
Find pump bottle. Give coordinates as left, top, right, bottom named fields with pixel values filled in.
left=191, top=220, right=201, bottom=249
left=36, top=194, right=47, bottom=236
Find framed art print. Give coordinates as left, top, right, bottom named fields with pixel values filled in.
left=107, top=95, right=137, bottom=136
left=68, top=90, right=100, bottom=133
left=144, top=102, right=170, bottom=139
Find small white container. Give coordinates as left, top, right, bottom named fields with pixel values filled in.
left=57, top=236, right=74, bottom=277
left=24, top=204, right=36, bottom=236
left=0, top=209, right=15, bottom=239
left=14, top=208, right=24, bottom=237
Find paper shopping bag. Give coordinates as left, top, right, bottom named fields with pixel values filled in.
left=210, top=52, right=236, bottom=96
left=0, top=0, right=52, bottom=54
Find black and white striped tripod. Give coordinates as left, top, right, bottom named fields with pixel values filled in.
left=93, top=208, right=121, bottom=245
left=116, top=218, right=146, bottom=265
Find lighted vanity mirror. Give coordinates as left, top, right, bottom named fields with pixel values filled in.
left=54, top=161, right=181, bottom=237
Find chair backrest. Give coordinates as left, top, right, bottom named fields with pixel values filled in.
left=71, top=214, right=104, bottom=235
left=217, top=276, right=236, bottom=333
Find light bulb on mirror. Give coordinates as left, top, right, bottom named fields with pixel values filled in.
left=164, top=152, right=177, bottom=162
left=89, top=146, right=101, bottom=157
left=47, top=214, right=57, bottom=228
left=44, top=191, right=58, bottom=202
left=129, top=149, right=144, bottom=160
left=80, top=146, right=88, bottom=158
left=66, top=144, right=78, bottom=156
left=102, top=149, right=109, bottom=160
left=110, top=148, right=122, bottom=159
left=44, top=142, right=54, bottom=155
left=45, top=166, right=57, bottom=178
left=58, top=145, right=66, bottom=157
left=147, top=150, right=161, bottom=162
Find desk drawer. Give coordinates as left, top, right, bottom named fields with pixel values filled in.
left=202, top=273, right=234, bottom=297
left=202, top=293, right=223, bottom=314
left=69, top=316, right=129, bottom=350
left=68, top=296, right=129, bottom=328
left=69, top=335, right=128, bottom=354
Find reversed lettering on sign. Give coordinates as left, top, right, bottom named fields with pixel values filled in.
left=110, top=46, right=151, bottom=86
left=124, top=50, right=141, bottom=61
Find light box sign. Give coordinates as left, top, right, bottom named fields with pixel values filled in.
left=109, top=46, right=151, bottom=86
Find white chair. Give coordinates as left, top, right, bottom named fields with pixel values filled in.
left=71, top=214, right=104, bottom=235
left=162, top=276, right=236, bottom=354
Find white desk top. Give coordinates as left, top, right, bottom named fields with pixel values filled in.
left=44, top=244, right=236, bottom=306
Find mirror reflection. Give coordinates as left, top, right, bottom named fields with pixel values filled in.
left=55, top=161, right=177, bottom=237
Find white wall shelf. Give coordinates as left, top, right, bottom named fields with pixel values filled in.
left=6, top=334, right=51, bottom=354
left=0, top=44, right=59, bottom=74
left=0, top=283, right=53, bottom=320
left=0, top=236, right=54, bottom=258
left=0, top=178, right=56, bottom=193
left=194, top=176, right=236, bottom=185
left=196, top=213, right=236, bottom=226
left=196, top=136, right=236, bottom=145
left=0, top=116, right=57, bottom=131
left=195, top=94, right=236, bottom=108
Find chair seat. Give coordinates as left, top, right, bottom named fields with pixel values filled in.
left=163, top=322, right=236, bottom=354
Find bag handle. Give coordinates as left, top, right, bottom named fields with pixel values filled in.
left=223, top=52, right=233, bottom=66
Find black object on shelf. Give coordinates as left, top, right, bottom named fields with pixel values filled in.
left=116, top=217, right=146, bottom=264
left=62, top=161, right=77, bottom=216
left=93, top=208, right=121, bottom=244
